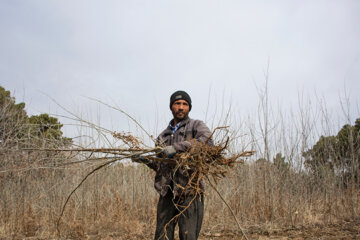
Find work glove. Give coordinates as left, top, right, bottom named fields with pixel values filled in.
left=161, top=145, right=177, bottom=158
left=132, top=155, right=149, bottom=164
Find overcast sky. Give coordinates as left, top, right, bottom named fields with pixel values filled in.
left=1, top=0, right=359, bottom=139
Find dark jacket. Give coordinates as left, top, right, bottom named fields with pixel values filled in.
left=146, top=117, right=213, bottom=197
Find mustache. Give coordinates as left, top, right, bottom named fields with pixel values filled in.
left=175, top=110, right=185, bottom=115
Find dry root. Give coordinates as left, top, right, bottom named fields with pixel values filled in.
left=176, top=140, right=254, bottom=183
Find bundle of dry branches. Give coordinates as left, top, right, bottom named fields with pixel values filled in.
left=177, top=140, right=253, bottom=181
left=55, top=130, right=253, bottom=238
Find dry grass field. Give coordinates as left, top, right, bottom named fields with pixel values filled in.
left=0, top=159, right=359, bottom=240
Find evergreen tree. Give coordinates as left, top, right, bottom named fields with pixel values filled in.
left=0, top=85, right=71, bottom=147
left=304, top=118, right=360, bottom=184
left=0, top=86, right=28, bottom=145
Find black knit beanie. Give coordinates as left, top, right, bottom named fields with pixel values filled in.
left=169, top=90, right=192, bottom=111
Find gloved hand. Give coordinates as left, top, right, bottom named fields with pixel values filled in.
left=132, top=155, right=149, bottom=164
left=161, top=145, right=177, bottom=158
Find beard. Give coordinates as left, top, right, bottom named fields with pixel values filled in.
left=172, top=110, right=189, bottom=121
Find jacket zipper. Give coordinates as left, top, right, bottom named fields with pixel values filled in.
left=170, top=133, right=174, bottom=145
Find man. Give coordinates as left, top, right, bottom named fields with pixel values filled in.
left=135, top=90, right=213, bottom=240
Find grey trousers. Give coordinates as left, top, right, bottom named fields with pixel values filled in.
left=154, top=193, right=204, bottom=240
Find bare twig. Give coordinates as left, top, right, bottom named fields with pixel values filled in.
left=206, top=176, right=249, bottom=240
left=85, top=96, right=156, bottom=144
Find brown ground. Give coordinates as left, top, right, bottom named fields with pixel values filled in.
left=200, top=220, right=360, bottom=240
left=1, top=220, right=359, bottom=240
left=86, top=220, right=360, bottom=240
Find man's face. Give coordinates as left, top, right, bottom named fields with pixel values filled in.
left=171, top=99, right=190, bottom=121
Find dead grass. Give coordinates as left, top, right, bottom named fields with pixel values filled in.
left=0, top=153, right=359, bottom=239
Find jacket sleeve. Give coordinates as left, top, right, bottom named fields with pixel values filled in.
left=173, top=120, right=213, bottom=152
left=144, top=160, right=159, bottom=171
left=140, top=136, right=164, bottom=171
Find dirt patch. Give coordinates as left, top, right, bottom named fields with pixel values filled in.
left=200, top=220, right=360, bottom=240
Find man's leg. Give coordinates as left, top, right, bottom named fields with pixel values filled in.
left=178, top=194, right=204, bottom=240
left=154, top=193, right=178, bottom=240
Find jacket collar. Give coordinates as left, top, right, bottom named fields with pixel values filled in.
left=167, top=117, right=190, bottom=132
